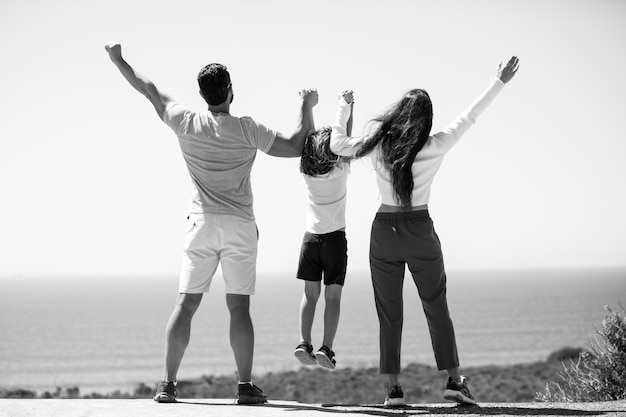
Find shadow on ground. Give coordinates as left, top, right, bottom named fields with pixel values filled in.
left=176, top=400, right=621, bottom=416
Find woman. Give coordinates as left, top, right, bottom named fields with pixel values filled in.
left=330, top=56, right=519, bottom=406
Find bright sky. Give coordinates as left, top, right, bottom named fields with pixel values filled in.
left=1, top=0, right=625, bottom=278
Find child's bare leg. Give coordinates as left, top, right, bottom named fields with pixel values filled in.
left=299, top=280, right=321, bottom=343
left=322, top=284, right=343, bottom=348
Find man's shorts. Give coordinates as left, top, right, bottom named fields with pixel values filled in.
left=179, top=213, right=258, bottom=295
left=296, top=230, right=347, bottom=286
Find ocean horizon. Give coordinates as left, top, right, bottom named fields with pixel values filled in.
left=1, top=267, right=624, bottom=395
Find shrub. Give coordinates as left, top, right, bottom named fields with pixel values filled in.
left=0, top=388, right=37, bottom=398
left=546, top=346, right=585, bottom=363
left=537, top=305, right=626, bottom=402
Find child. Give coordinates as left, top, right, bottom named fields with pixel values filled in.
left=294, top=92, right=354, bottom=369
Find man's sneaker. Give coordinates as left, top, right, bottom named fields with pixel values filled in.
left=443, top=376, right=477, bottom=405
left=236, top=382, right=267, bottom=405
left=294, top=342, right=317, bottom=365
left=384, top=384, right=406, bottom=407
left=153, top=380, right=177, bottom=403
left=315, top=345, right=336, bottom=369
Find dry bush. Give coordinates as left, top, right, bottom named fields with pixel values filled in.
left=537, top=305, right=626, bottom=402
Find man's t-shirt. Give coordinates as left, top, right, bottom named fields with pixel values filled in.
left=162, top=102, right=277, bottom=220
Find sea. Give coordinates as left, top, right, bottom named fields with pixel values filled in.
left=0, top=268, right=624, bottom=395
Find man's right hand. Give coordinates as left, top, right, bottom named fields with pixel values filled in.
left=104, top=42, right=123, bottom=61
left=300, top=88, right=319, bottom=108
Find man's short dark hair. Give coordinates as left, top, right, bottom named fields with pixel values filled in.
left=197, top=63, right=231, bottom=106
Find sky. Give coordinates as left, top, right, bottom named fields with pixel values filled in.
left=0, top=0, right=625, bottom=279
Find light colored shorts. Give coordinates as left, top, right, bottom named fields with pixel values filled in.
left=179, top=213, right=258, bottom=295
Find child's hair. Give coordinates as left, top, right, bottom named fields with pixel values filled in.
left=356, top=89, right=433, bottom=209
left=300, top=126, right=345, bottom=177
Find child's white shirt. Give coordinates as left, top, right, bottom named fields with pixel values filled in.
left=302, top=163, right=350, bottom=234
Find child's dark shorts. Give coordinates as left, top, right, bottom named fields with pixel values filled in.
left=296, top=230, right=347, bottom=286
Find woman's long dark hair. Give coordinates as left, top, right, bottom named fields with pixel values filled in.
left=356, top=89, right=433, bottom=209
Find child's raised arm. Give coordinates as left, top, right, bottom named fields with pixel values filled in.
left=330, top=90, right=365, bottom=157
left=345, top=90, right=354, bottom=137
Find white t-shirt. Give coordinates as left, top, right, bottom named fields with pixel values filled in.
left=162, top=102, right=277, bottom=220
left=302, top=163, right=350, bottom=234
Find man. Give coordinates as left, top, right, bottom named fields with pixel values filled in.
left=104, top=42, right=317, bottom=404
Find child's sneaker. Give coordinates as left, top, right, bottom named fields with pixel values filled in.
left=153, top=380, right=177, bottom=403
left=236, top=382, right=267, bottom=405
left=443, top=376, right=477, bottom=405
left=315, top=345, right=336, bottom=369
left=294, top=342, right=317, bottom=365
left=384, top=384, right=406, bottom=407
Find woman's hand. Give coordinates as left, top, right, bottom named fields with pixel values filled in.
left=497, top=56, right=519, bottom=84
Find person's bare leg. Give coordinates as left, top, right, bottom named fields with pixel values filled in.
left=299, top=281, right=321, bottom=344
left=322, top=284, right=342, bottom=348
left=382, top=372, right=406, bottom=406
left=385, top=373, right=400, bottom=388
left=163, top=293, right=203, bottom=381
left=226, top=294, right=254, bottom=382
left=447, top=366, right=460, bottom=382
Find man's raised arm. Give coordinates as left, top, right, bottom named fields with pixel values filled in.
left=266, top=88, right=318, bottom=158
left=105, top=42, right=173, bottom=119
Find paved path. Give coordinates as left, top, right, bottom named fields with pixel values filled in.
left=0, top=399, right=625, bottom=417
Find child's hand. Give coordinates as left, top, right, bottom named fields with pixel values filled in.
left=104, top=42, right=123, bottom=61
left=341, top=90, right=354, bottom=104
left=340, top=90, right=354, bottom=104
left=300, top=88, right=319, bottom=107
